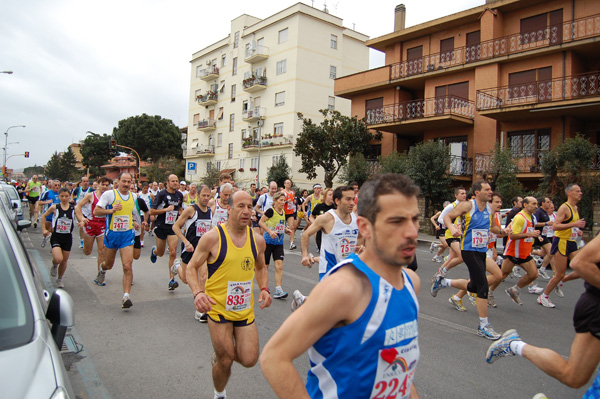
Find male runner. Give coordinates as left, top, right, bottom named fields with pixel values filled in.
left=93, top=172, right=139, bottom=308
left=432, top=187, right=467, bottom=280
left=39, top=180, right=61, bottom=247
left=186, top=191, right=272, bottom=399
left=283, top=179, right=298, bottom=250
left=137, top=182, right=154, bottom=247
left=71, top=176, right=93, bottom=248
left=261, top=173, right=421, bottom=399
left=25, top=174, right=42, bottom=228
left=533, top=197, right=555, bottom=280
left=502, top=196, right=523, bottom=248
left=210, top=183, right=232, bottom=227
left=255, top=181, right=277, bottom=228
left=149, top=174, right=184, bottom=290
left=301, top=183, right=323, bottom=228
left=183, top=183, right=198, bottom=209
left=539, top=183, right=586, bottom=307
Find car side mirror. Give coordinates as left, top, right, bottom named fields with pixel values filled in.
left=45, top=289, right=75, bottom=348
left=17, top=220, right=31, bottom=231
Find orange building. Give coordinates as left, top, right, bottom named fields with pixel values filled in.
left=335, top=0, right=600, bottom=188
left=101, top=155, right=150, bottom=182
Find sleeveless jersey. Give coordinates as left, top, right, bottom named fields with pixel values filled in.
left=183, top=192, right=198, bottom=209
left=206, top=225, right=258, bottom=322
left=263, top=207, right=286, bottom=245
left=182, top=204, right=212, bottom=252
left=152, top=189, right=183, bottom=230
left=306, top=253, right=419, bottom=399
left=310, top=193, right=322, bottom=214
left=504, top=211, right=536, bottom=258
left=319, top=209, right=359, bottom=275
left=52, top=204, right=76, bottom=235
left=75, top=187, right=93, bottom=218
left=555, top=202, right=580, bottom=241
left=212, top=200, right=229, bottom=227
left=138, top=192, right=152, bottom=211
left=105, top=190, right=135, bottom=232
left=461, top=199, right=492, bottom=252
left=284, top=190, right=296, bottom=215
left=90, top=192, right=106, bottom=223
left=488, top=212, right=502, bottom=249
left=442, top=200, right=462, bottom=240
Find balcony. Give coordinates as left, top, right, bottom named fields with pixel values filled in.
left=196, top=119, right=216, bottom=132
left=476, top=72, right=600, bottom=121
left=245, top=45, right=269, bottom=63
left=475, top=149, right=548, bottom=176
left=365, top=95, right=475, bottom=134
left=242, top=135, right=293, bottom=151
left=243, top=75, right=267, bottom=93
left=242, top=107, right=266, bottom=122
left=184, top=145, right=215, bottom=158
left=197, top=92, right=218, bottom=106
left=449, top=155, right=473, bottom=177
left=198, top=66, right=219, bottom=81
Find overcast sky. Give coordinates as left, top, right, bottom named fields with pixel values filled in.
left=0, top=0, right=483, bottom=173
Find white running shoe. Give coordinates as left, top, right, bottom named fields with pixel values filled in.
left=429, top=242, right=437, bottom=253
left=50, top=264, right=58, bottom=277
left=527, top=284, right=544, bottom=295
left=554, top=284, right=564, bottom=298
left=56, top=278, right=64, bottom=288
left=486, top=329, right=521, bottom=363
left=537, top=295, right=555, bottom=308
left=171, top=259, right=181, bottom=276
left=537, top=268, right=551, bottom=280
left=290, top=290, right=305, bottom=311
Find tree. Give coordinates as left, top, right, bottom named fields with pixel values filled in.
left=480, top=143, right=523, bottom=208
left=267, top=154, right=291, bottom=188
left=380, top=151, right=408, bottom=175
left=202, top=164, right=222, bottom=188
left=23, top=165, right=45, bottom=178
left=58, top=147, right=78, bottom=181
left=142, top=156, right=185, bottom=183
left=45, top=152, right=61, bottom=179
left=294, top=109, right=382, bottom=188
left=80, top=132, right=117, bottom=178
left=338, top=153, right=373, bottom=186
left=113, top=114, right=183, bottom=161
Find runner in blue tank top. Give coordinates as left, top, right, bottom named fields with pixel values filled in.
left=261, top=174, right=422, bottom=398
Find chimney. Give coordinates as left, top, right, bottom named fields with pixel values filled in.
left=394, top=4, right=406, bottom=31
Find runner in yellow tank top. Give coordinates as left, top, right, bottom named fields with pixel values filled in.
left=186, top=191, right=271, bottom=399
left=183, top=183, right=198, bottom=209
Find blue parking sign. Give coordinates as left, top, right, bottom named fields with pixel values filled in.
left=187, top=162, right=196, bottom=175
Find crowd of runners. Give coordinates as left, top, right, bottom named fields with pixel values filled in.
left=23, top=172, right=600, bottom=399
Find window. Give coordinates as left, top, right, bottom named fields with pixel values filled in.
left=191, top=138, right=199, bottom=147
left=231, top=84, right=236, bottom=102
left=242, top=100, right=249, bottom=114
left=278, top=28, right=288, bottom=44
left=365, top=97, right=384, bottom=124
left=272, top=155, right=281, bottom=165
left=275, top=91, right=285, bottom=106
left=234, top=31, right=240, bottom=48
left=229, top=114, right=235, bottom=132
left=508, top=129, right=550, bottom=172
left=219, top=80, right=225, bottom=93
left=519, top=10, right=563, bottom=45
left=217, top=133, right=223, bottom=147
left=232, top=57, right=238, bottom=76
left=328, top=96, right=335, bottom=111
left=466, top=31, right=481, bottom=63
left=508, top=67, right=551, bottom=101
left=216, top=161, right=222, bottom=170
left=330, top=34, right=338, bottom=49
left=217, top=107, right=224, bottom=120
left=221, top=54, right=226, bottom=67
left=329, top=65, right=337, bottom=79
left=406, top=45, right=423, bottom=75
left=228, top=143, right=233, bottom=159
left=239, top=158, right=245, bottom=169
left=440, top=37, right=454, bottom=63
left=209, top=134, right=214, bottom=146
left=241, top=129, right=248, bottom=139
left=434, top=82, right=469, bottom=115
left=196, top=66, right=202, bottom=78
left=193, top=113, right=200, bottom=126
left=274, top=122, right=284, bottom=136
left=195, top=89, right=202, bottom=99
left=207, top=161, right=213, bottom=172
left=276, top=59, right=287, bottom=75
left=251, top=157, right=258, bottom=169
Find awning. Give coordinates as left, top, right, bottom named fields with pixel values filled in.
left=221, top=168, right=236, bottom=175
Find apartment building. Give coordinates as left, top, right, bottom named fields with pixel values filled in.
left=185, top=3, right=369, bottom=188
left=335, top=0, right=600, bottom=189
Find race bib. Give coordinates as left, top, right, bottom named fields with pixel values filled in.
left=225, top=280, right=252, bottom=312
left=571, top=227, right=580, bottom=240
left=112, top=215, right=130, bottom=232
left=56, top=217, right=72, bottom=234
left=215, top=216, right=227, bottom=226
left=471, top=229, right=489, bottom=248
left=336, top=234, right=357, bottom=260
left=489, top=232, right=497, bottom=242
left=370, top=339, right=419, bottom=399
left=524, top=227, right=535, bottom=243
left=274, top=222, right=285, bottom=234
left=542, top=225, right=551, bottom=236
left=165, top=210, right=178, bottom=224
left=195, top=219, right=211, bottom=237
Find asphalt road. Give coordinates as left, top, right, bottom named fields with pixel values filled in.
left=20, top=223, right=592, bottom=399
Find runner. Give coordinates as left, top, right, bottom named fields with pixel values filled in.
left=539, top=183, right=586, bottom=307
left=186, top=191, right=272, bottom=399
left=40, top=187, right=81, bottom=288
left=39, top=180, right=62, bottom=248
left=432, top=187, right=467, bottom=280
left=132, top=189, right=149, bottom=263
left=533, top=196, right=555, bottom=280
left=502, top=196, right=523, bottom=248
left=25, top=174, right=42, bottom=228
left=301, top=183, right=323, bottom=228
left=210, top=183, right=232, bottom=228
left=76, top=177, right=110, bottom=278
left=259, top=191, right=291, bottom=299
left=486, top=233, right=600, bottom=397
left=171, top=184, right=212, bottom=321
left=93, top=172, right=139, bottom=308
left=254, top=181, right=277, bottom=233
left=283, top=179, right=298, bottom=250
left=183, top=183, right=198, bottom=209
left=261, top=173, right=421, bottom=399
left=137, top=182, right=154, bottom=247
left=71, top=176, right=93, bottom=249
left=429, top=201, right=451, bottom=262
left=309, top=187, right=336, bottom=253
left=149, top=174, right=184, bottom=291
left=179, top=180, right=188, bottom=197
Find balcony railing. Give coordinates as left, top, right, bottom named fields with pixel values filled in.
left=449, top=155, right=473, bottom=176
left=196, top=119, right=216, bottom=131
left=476, top=72, right=600, bottom=111
left=242, top=107, right=266, bottom=122
left=243, top=75, right=267, bottom=92
left=389, top=13, right=600, bottom=81
left=245, top=45, right=269, bottom=63
left=197, top=92, right=218, bottom=105
left=366, top=95, right=475, bottom=125
left=242, top=135, right=293, bottom=150
left=198, top=66, right=219, bottom=80
left=186, top=145, right=215, bottom=156
left=475, top=150, right=549, bottom=174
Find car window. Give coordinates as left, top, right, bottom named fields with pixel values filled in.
left=2, top=185, right=19, bottom=201
left=0, top=227, right=34, bottom=351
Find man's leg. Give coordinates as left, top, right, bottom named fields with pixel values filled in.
left=208, top=320, right=236, bottom=392
left=95, top=236, right=105, bottom=271
left=543, top=251, right=568, bottom=296
left=516, top=260, right=538, bottom=289
left=166, top=235, right=179, bottom=278
left=154, top=237, right=167, bottom=257
left=119, top=245, right=134, bottom=295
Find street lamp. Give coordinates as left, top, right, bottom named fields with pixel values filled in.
left=3, top=125, right=26, bottom=174
left=1, top=71, right=13, bottom=74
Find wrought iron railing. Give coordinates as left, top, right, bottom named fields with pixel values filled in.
left=475, top=150, right=549, bottom=174
left=197, top=92, right=218, bottom=103
left=197, top=119, right=216, bottom=129
left=365, top=95, right=474, bottom=125
left=449, top=155, right=473, bottom=176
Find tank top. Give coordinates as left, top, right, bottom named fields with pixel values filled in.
left=310, top=193, right=322, bottom=213
left=212, top=200, right=228, bottom=227
left=306, top=253, right=419, bottom=399
left=263, top=207, right=286, bottom=246
left=443, top=200, right=462, bottom=240
left=461, top=199, right=492, bottom=252
left=106, top=190, right=135, bottom=232
left=284, top=190, right=296, bottom=215
left=183, top=192, right=198, bottom=209
left=90, top=192, right=105, bottom=223
left=488, top=212, right=502, bottom=249
left=503, top=211, right=536, bottom=258
left=138, top=192, right=152, bottom=210
left=52, top=204, right=75, bottom=235
left=319, top=209, right=359, bottom=275
left=554, top=202, right=580, bottom=241
left=206, top=225, right=258, bottom=322
left=182, top=204, right=212, bottom=252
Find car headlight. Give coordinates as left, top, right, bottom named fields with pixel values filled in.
left=50, top=386, right=70, bottom=399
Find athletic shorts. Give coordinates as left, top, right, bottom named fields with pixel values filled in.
left=154, top=227, right=175, bottom=240
left=435, top=228, right=446, bottom=239
left=573, top=291, right=600, bottom=341
left=285, top=212, right=297, bottom=220
left=208, top=313, right=255, bottom=327
left=84, top=220, right=106, bottom=237
left=446, top=237, right=461, bottom=246
left=506, top=255, right=533, bottom=265
left=265, top=244, right=284, bottom=264
left=461, top=250, right=489, bottom=300
left=104, top=230, right=135, bottom=249
left=537, top=236, right=552, bottom=246
left=252, top=218, right=260, bottom=228
left=181, top=250, right=193, bottom=265
left=27, top=195, right=39, bottom=204
left=134, top=235, right=141, bottom=249
left=550, top=237, right=578, bottom=257
left=51, top=233, right=72, bottom=252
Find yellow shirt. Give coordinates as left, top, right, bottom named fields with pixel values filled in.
left=555, top=202, right=580, bottom=241
left=108, top=189, right=135, bottom=232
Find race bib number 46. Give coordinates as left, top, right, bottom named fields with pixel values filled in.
left=370, top=339, right=419, bottom=399
left=225, top=280, right=252, bottom=312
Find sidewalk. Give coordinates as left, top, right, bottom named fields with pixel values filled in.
left=418, top=231, right=437, bottom=245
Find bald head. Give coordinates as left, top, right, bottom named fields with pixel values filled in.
left=229, top=190, right=251, bottom=206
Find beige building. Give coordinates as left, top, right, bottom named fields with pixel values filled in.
left=184, top=2, right=369, bottom=188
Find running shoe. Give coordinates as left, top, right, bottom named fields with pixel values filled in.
left=274, top=288, right=288, bottom=299
left=194, top=310, right=209, bottom=322
left=150, top=245, right=157, bottom=263
left=488, top=291, right=497, bottom=308
left=50, top=264, right=58, bottom=277
left=537, top=295, right=555, bottom=308
left=477, top=323, right=501, bottom=340
left=122, top=296, right=133, bottom=309
left=432, top=255, right=444, bottom=263
left=537, top=267, right=551, bottom=280
left=496, top=255, right=503, bottom=267
left=554, top=284, right=564, bottom=298
left=171, top=259, right=181, bottom=276
left=56, top=278, right=64, bottom=288
left=527, top=284, right=544, bottom=295
left=505, top=286, right=523, bottom=305
left=94, top=270, right=106, bottom=286
left=33, top=221, right=37, bottom=229
left=41, top=235, right=49, bottom=248
left=485, top=329, right=520, bottom=363
left=468, top=292, right=477, bottom=307
left=290, top=242, right=297, bottom=250
left=430, top=276, right=444, bottom=297
left=533, top=255, right=543, bottom=267
left=449, top=296, right=466, bottom=312
left=140, top=241, right=144, bottom=248
left=510, top=266, right=522, bottom=279
left=168, top=278, right=179, bottom=290
left=429, top=242, right=437, bottom=253
left=79, top=239, right=84, bottom=249
left=290, top=290, right=305, bottom=312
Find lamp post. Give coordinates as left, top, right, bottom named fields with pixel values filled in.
left=1, top=71, right=13, bottom=74
left=3, top=125, right=26, bottom=176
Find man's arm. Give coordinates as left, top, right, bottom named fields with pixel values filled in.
left=571, top=234, right=600, bottom=289
left=172, top=206, right=195, bottom=253
left=443, top=201, right=471, bottom=237
left=554, top=204, right=585, bottom=231
left=508, top=215, right=539, bottom=240
left=300, top=213, right=332, bottom=266
left=186, top=230, right=219, bottom=312
left=253, top=234, right=272, bottom=310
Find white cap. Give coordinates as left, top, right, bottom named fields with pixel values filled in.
left=180, top=180, right=186, bottom=185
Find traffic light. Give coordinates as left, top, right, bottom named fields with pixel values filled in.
left=109, top=139, right=117, bottom=150
left=2, top=166, right=6, bottom=176
left=24, top=151, right=29, bottom=158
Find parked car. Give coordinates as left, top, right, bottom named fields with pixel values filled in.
left=1, top=183, right=24, bottom=221
left=0, top=206, right=75, bottom=398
